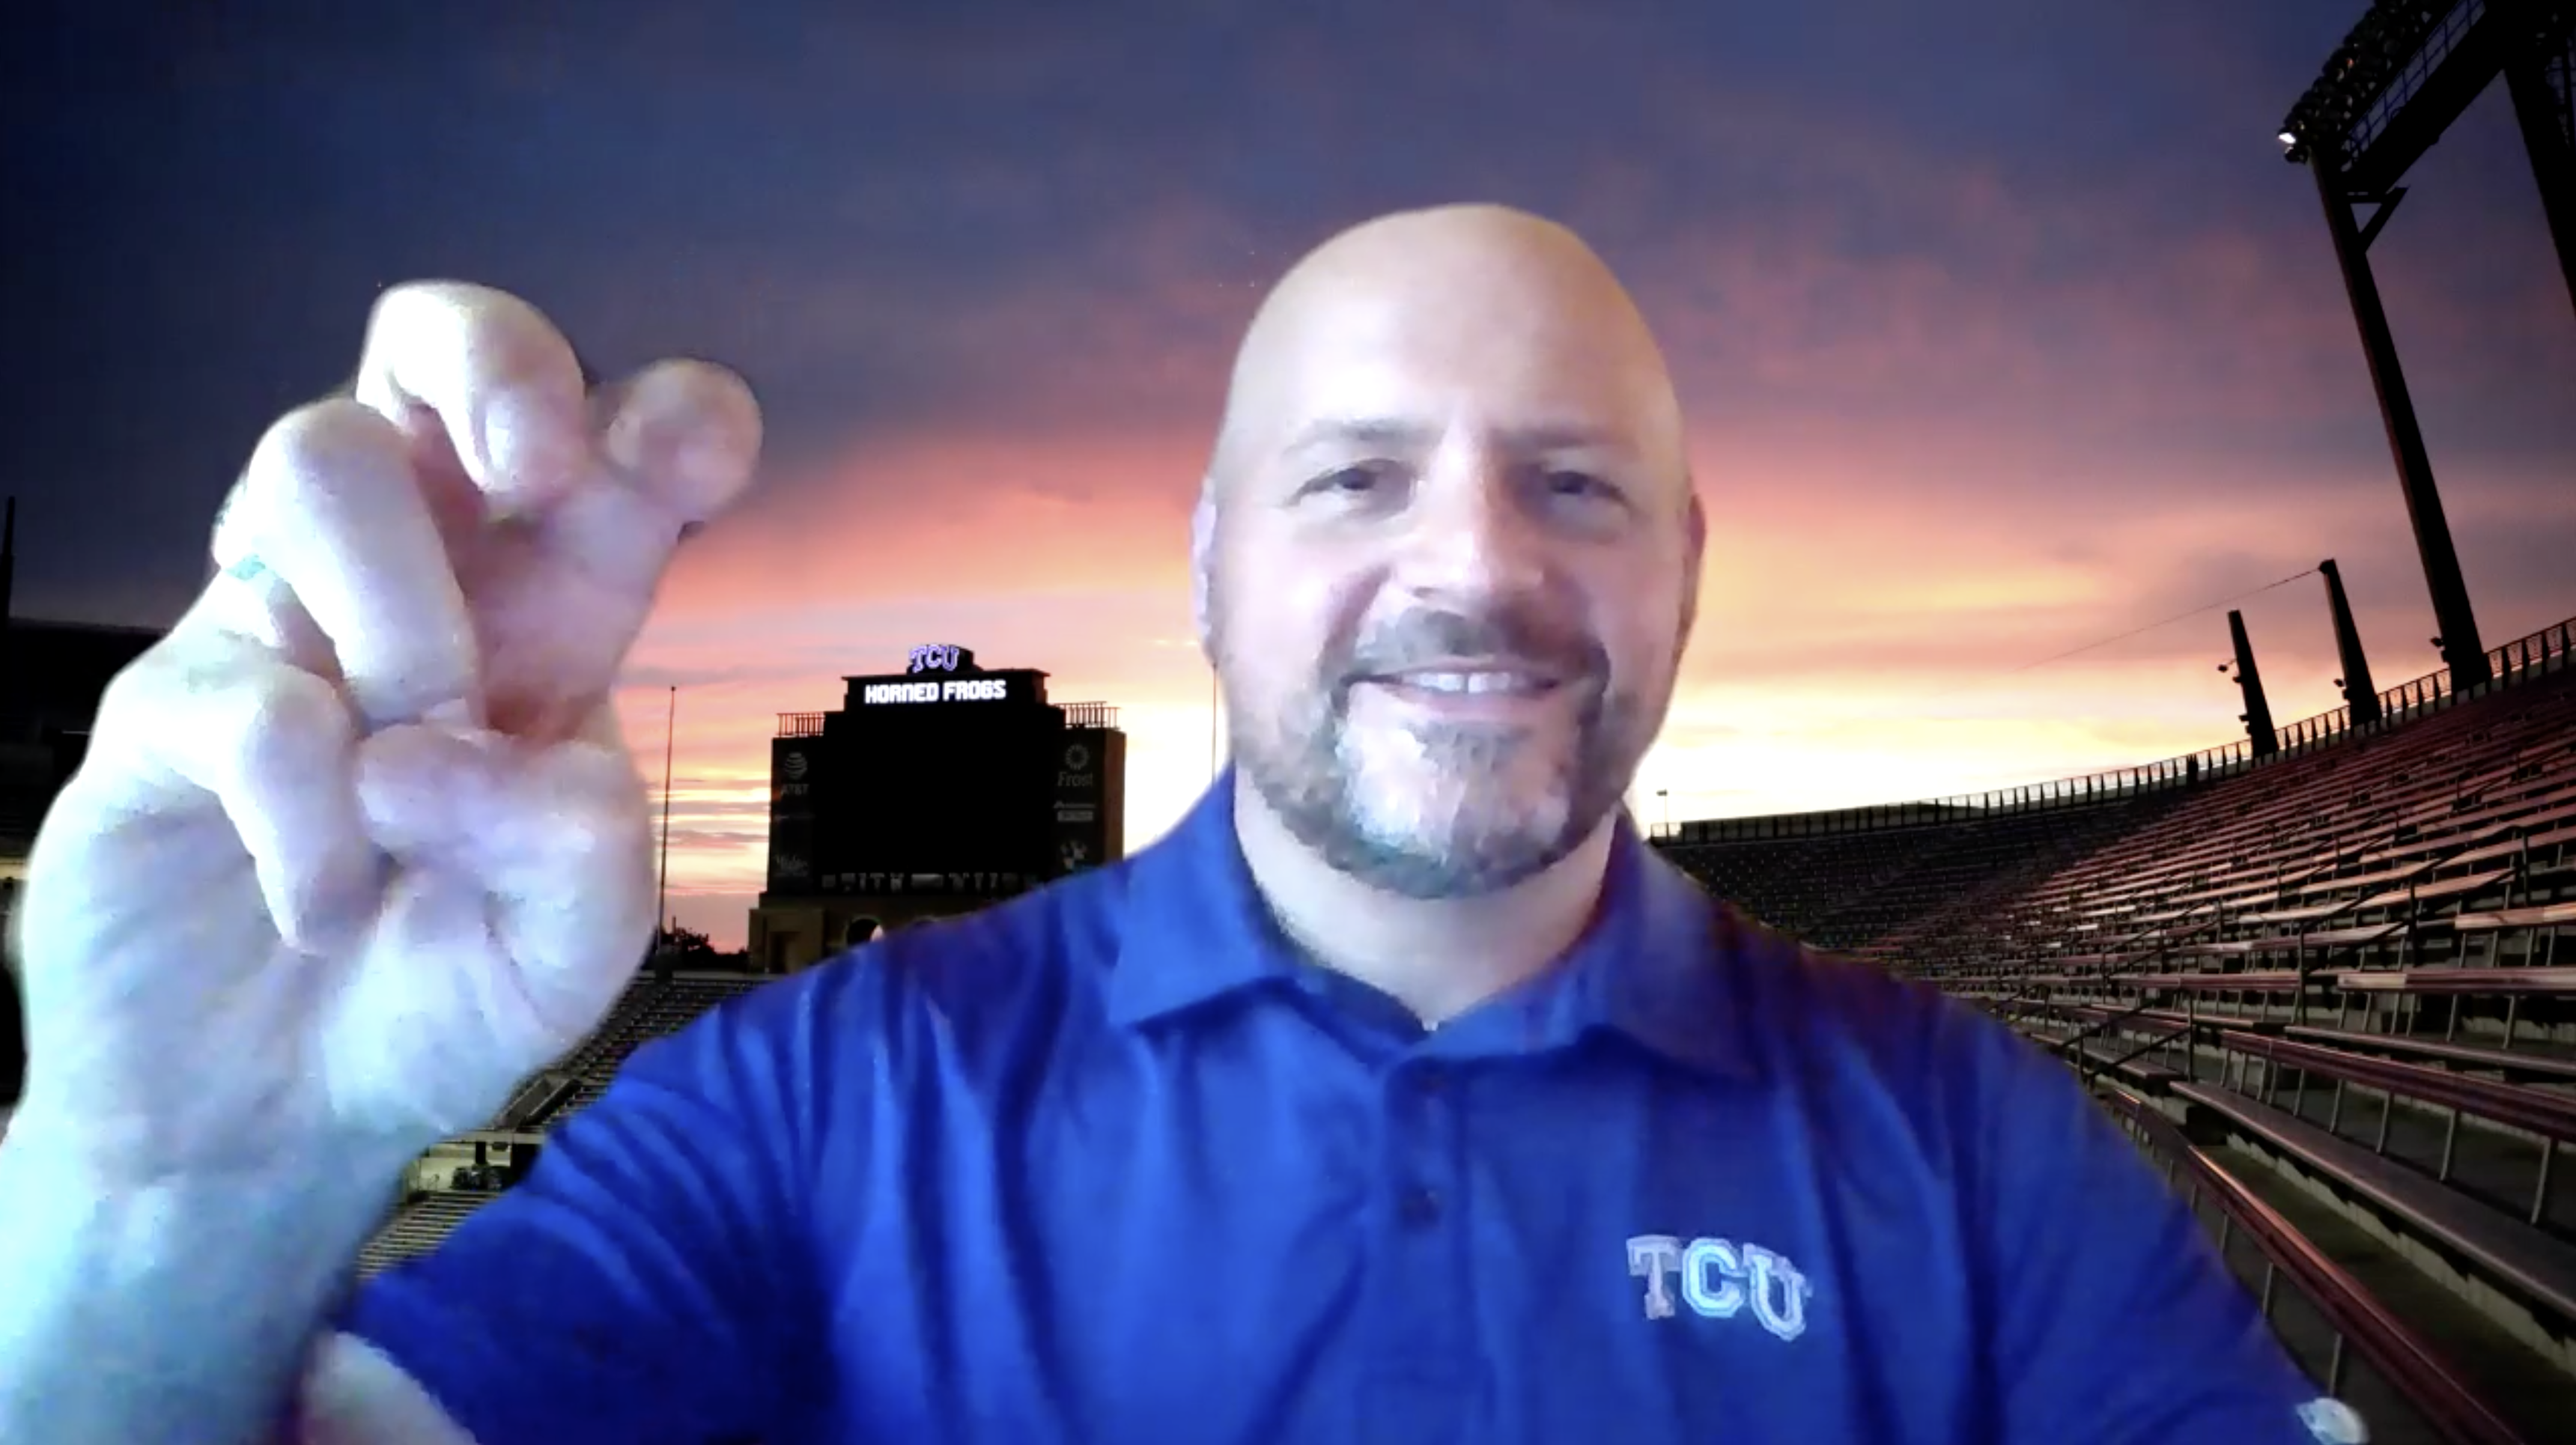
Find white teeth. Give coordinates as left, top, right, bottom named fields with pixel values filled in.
left=1401, top=671, right=1544, bottom=696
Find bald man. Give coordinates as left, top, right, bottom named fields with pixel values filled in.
left=2, top=207, right=2350, bottom=1444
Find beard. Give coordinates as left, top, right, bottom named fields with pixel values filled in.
left=1224, top=596, right=1656, bottom=900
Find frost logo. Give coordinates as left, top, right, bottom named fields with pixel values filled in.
left=1625, top=1235, right=1813, bottom=1342
left=2297, top=1399, right=2366, bottom=1444
left=1063, top=742, right=1091, bottom=771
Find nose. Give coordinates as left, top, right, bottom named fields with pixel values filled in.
left=1394, top=442, right=1549, bottom=605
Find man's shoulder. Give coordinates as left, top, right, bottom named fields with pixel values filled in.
left=733, top=860, right=1138, bottom=1059
left=1705, top=901, right=2045, bottom=1105
left=892, top=857, right=1133, bottom=988
left=1711, top=902, right=1957, bottom=1035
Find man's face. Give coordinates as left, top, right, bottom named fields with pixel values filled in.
left=1205, top=235, right=1701, bottom=898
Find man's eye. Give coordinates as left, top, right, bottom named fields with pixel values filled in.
left=1545, top=469, right=1617, bottom=499
left=1302, top=463, right=1391, bottom=499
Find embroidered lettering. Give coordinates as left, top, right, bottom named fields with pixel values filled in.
left=1625, top=1234, right=1683, bottom=1319
left=1626, top=1233, right=1814, bottom=1343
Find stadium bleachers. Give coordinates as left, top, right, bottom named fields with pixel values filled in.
left=1658, top=617, right=2576, bottom=1441
left=538, top=973, right=767, bottom=1119
left=1656, top=795, right=2180, bottom=951
left=1922, top=661, right=2576, bottom=991
left=358, top=1190, right=504, bottom=1280
left=357, top=970, right=768, bottom=1276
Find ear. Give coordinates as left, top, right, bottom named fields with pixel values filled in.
left=1677, top=489, right=1707, bottom=654
left=1190, top=482, right=1218, bottom=660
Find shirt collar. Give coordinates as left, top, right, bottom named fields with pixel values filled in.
left=1105, top=773, right=1764, bottom=1082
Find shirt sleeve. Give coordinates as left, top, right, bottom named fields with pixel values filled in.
left=1959, top=1011, right=2354, bottom=1444
left=335, top=970, right=838, bottom=1445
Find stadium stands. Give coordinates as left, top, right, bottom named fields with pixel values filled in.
left=1923, top=657, right=2576, bottom=989
left=539, top=973, right=768, bottom=1119
left=1658, top=615, right=2576, bottom=1441
left=1658, top=791, right=2179, bottom=952
left=2102, top=1080, right=2532, bottom=1442
left=359, top=1190, right=504, bottom=1280
left=356, top=970, right=767, bottom=1277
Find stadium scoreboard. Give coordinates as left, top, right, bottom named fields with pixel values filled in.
left=762, top=644, right=1127, bottom=934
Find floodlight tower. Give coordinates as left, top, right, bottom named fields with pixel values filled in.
left=2225, top=611, right=2282, bottom=758
left=2276, top=1, right=2576, bottom=693
left=2318, top=559, right=2384, bottom=724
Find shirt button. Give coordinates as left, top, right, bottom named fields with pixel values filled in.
left=1398, top=1186, right=1442, bottom=1228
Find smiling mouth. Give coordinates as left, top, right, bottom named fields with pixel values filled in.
left=1360, top=665, right=1567, bottom=700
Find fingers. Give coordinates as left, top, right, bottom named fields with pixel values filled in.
left=216, top=281, right=759, bottom=746
left=352, top=282, right=593, bottom=512
left=598, top=358, right=763, bottom=522
left=78, top=627, right=377, bottom=952
left=353, top=720, right=653, bottom=1038
left=547, top=358, right=764, bottom=594
left=217, top=399, right=481, bottom=728
left=347, top=282, right=762, bottom=674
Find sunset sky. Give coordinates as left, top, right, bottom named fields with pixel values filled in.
left=7, top=1, right=2572, bottom=949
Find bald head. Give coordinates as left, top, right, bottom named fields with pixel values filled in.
left=1199, top=203, right=1704, bottom=901
left=1209, top=204, right=1686, bottom=502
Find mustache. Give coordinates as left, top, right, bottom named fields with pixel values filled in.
left=1335, top=606, right=1609, bottom=687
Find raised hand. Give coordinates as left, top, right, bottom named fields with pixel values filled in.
left=11, top=282, right=760, bottom=1181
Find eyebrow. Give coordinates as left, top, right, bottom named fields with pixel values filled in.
left=1281, top=416, right=1623, bottom=457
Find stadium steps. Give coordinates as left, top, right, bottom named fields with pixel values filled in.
left=2173, top=1078, right=2576, bottom=1323
left=2022, top=1021, right=2187, bottom=1092
left=2035, top=1002, right=2576, bottom=1428
left=2307, top=1028, right=2576, bottom=1084
left=2052, top=1014, right=2576, bottom=1248
left=2193, top=1139, right=2576, bottom=1444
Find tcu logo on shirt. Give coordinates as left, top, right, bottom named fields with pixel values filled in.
left=1625, top=1234, right=1814, bottom=1342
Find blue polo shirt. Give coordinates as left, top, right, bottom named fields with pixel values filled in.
left=343, top=779, right=2338, bottom=1444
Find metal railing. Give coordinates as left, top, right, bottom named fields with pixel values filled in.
left=775, top=712, right=827, bottom=739
left=2101, top=1084, right=2527, bottom=1444
left=1662, top=615, right=2575, bottom=846
left=2216, top=1024, right=2573, bottom=1236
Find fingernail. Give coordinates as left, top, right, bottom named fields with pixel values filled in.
left=679, top=433, right=751, bottom=497
left=597, top=399, right=642, bottom=477
left=424, top=696, right=484, bottom=732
